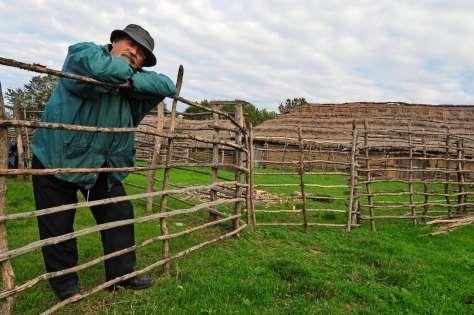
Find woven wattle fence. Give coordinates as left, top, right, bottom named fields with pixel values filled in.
left=0, top=58, right=251, bottom=314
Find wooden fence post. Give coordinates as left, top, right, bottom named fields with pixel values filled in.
left=233, top=103, right=245, bottom=233
left=159, top=65, right=183, bottom=276
left=209, top=104, right=220, bottom=221
left=347, top=122, right=358, bottom=231
left=0, top=82, right=15, bottom=315
left=297, top=127, right=308, bottom=232
left=364, top=120, right=376, bottom=231
left=146, top=102, right=165, bottom=212
left=456, top=139, right=466, bottom=213
left=246, top=122, right=256, bottom=229
left=408, top=123, right=416, bottom=224
left=444, top=128, right=452, bottom=218
left=421, top=133, right=429, bottom=218
left=13, top=101, right=24, bottom=181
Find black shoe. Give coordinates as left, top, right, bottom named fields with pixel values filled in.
left=111, top=276, right=154, bottom=291
left=54, top=285, right=80, bottom=301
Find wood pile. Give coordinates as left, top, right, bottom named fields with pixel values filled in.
left=426, top=214, right=474, bottom=236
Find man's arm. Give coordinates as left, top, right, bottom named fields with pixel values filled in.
left=61, top=42, right=134, bottom=98
left=127, top=70, right=177, bottom=125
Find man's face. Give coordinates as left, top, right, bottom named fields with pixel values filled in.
left=110, top=37, right=146, bottom=70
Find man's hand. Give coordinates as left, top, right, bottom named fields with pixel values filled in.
left=117, top=80, right=132, bottom=95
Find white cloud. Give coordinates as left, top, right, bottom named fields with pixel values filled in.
left=0, top=0, right=473, bottom=110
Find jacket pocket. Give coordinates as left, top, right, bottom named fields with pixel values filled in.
left=64, top=143, right=90, bottom=159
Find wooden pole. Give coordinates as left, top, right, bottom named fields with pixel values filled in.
left=444, top=128, right=452, bottom=218
left=421, top=133, right=429, bottom=218
left=352, top=121, right=360, bottom=225
left=233, top=103, right=245, bottom=233
left=0, top=82, right=15, bottom=315
left=209, top=104, right=220, bottom=221
left=263, top=142, right=268, bottom=169
left=456, top=139, right=466, bottom=213
left=159, top=65, right=183, bottom=276
left=364, top=120, right=376, bottom=231
left=246, top=122, right=256, bottom=229
left=408, top=123, right=416, bottom=224
left=22, top=108, right=31, bottom=168
left=297, top=127, right=308, bottom=232
left=347, top=122, right=358, bottom=231
left=13, top=101, right=24, bottom=181
left=146, top=102, right=165, bottom=212
left=281, top=140, right=288, bottom=162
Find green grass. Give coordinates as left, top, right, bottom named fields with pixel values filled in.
left=3, top=168, right=474, bottom=314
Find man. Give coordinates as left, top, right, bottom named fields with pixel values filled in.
left=31, top=24, right=177, bottom=300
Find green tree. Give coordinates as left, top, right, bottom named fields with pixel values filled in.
left=5, top=74, right=59, bottom=120
left=278, top=97, right=307, bottom=114
left=183, top=100, right=277, bottom=126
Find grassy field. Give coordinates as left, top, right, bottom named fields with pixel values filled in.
left=3, top=167, right=474, bottom=314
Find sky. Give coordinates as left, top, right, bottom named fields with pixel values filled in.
left=0, top=0, right=474, bottom=111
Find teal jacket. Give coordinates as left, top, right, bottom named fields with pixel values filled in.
left=31, top=42, right=177, bottom=189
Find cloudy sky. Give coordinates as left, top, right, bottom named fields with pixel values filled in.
left=1, top=0, right=474, bottom=110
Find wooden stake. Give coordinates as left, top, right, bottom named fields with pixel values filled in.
left=297, top=127, right=308, bottom=232
left=456, top=139, right=466, bottom=213
left=233, top=103, right=245, bottom=233
left=444, top=128, right=452, bottom=218
left=13, top=101, right=24, bottom=181
left=159, top=65, right=183, bottom=276
left=408, top=123, right=416, bottom=224
left=347, top=122, right=358, bottom=231
left=210, top=104, right=220, bottom=221
left=0, top=82, right=15, bottom=315
left=246, top=123, right=256, bottom=229
left=146, top=102, right=165, bottom=212
left=422, top=133, right=429, bottom=217
left=364, top=120, right=376, bottom=231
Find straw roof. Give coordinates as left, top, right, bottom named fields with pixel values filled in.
left=135, top=115, right=236, bottom=160
left=253, top=102, right=474, bottom=152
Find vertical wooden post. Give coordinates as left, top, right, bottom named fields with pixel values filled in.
left=408, top=123, right=416, bottom=224
left=246, top=122, right=256, bottom=229
left=421, top=134, right=429, bottom=217
left=347, top=122, right=358, bottom=231
left=0, top=82, right=15, bottom=315
left=233, top=103, right=245, bottom=233
left=444, top=128, right=452, bottom=218
left=456, top=139, right=466, bottom=213
left=13, top=101, right=24, bottom=181
left=364, top=120, right=376, bottom=231
left=146, top=102, right=165, bottom=212
left=352, top=122, right=360, bottom=225
left=263, top=142, right=268, bottom=168
left=22, top=108, right=31, bottom=169
left=297, top=127, right=308, bottom=232
left=281, top=140, right=288, bottom=162
left=159, top=65, right=183, bottom=276
left=209, top=104, right=220, bottom=221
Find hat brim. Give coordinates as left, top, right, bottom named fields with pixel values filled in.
left=110, top=29, right=157, bottom=67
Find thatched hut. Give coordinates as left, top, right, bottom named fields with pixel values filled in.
left=253, top=102, right=474, bottom=179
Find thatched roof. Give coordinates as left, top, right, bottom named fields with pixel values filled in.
left=135, top=115, right=236, bottom=160
left=253, top=102, right=474, bottom=152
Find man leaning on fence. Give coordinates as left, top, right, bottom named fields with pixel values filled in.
left=30, top=24, right=177, bottom=300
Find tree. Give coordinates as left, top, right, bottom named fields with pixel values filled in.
left=183, top=100, right=277, bottom=126
left=278, top=97, right=307, bottom=114
left=5, top=75, right=59, bottom=120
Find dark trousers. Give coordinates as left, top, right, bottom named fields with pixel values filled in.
left=32, top=156, right=136, bottom=291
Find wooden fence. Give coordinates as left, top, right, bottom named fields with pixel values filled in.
left=249, top=121, right=474, bottom=231
left=1, top=56, right=473, bottom=313
left=0, top=59, right=251, bottom=314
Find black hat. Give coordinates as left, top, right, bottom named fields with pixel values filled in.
left=110, top=24, right=157, bottom=67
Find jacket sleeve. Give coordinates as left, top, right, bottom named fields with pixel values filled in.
left=61, top=42, right=134, bottom=98
left=128, top=70, right=177, bottom=125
